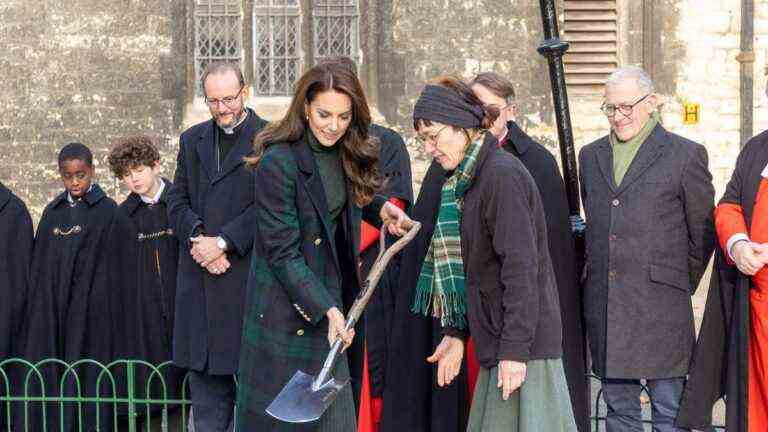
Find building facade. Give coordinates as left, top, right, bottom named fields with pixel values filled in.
left=1, top=0, right=766, bottom=222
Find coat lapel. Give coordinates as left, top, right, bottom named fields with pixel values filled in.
left=615, top=124, right=666, bottom=195
left=196, top=121, right=216, bottom=182
left=291, top=136, right=341, bottom=273
left=595, top=138, right=617, bottom=193
left=505, top=121, right=533, bottom=156
left=213, top=110, right=258, bottom=185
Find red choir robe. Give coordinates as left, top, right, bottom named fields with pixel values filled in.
left=678, top=132, right=768, bottom=431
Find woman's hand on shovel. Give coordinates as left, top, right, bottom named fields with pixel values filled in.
left=380, top=201, right=415, bottom=236
left=327, top=307, right=355, bottom=352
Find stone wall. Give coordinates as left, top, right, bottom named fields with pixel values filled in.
left=0, top=0, right=185, bottom=222
left=4, top=0, right=768, bottom=224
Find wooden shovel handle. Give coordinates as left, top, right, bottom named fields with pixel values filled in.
left=345, top=220, right=421, bottom=329
left=313, top=220, right=421, bottom=390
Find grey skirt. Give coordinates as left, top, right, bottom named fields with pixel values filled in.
left=467, top=359, right=577, bottom=432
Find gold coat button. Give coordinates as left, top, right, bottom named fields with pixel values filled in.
left=296, top=329, right=305, bottom=336
left=314, top=238, right=322, bottom=246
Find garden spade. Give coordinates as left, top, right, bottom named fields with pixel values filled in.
left=266, top=220, right=421, bottom=423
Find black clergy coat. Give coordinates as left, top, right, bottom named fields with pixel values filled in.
left=579, top=124, right=716, bottom=379
left=0, top=183, right=32, bottom=431
left=380, top=160, right=470, bottom=432
left=676, top=132, right=768, bottom=431
left=118, top=179, right=184, bottom=405
left=235, top=134, right=386, bottom=431
left=167, top=108, right=268, bottom=375
left=347, top=123, right=414, bottom=409
left=20, top=184, right=137, bottom=432
left=502, top=121, right=588, bottom=432
left=0, top=182, right=33, bottom=359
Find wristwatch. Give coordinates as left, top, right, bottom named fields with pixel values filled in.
left=216, top=236, right=228, bottom=252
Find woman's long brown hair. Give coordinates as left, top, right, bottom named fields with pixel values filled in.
left=246, top=63, right=381, bottom=207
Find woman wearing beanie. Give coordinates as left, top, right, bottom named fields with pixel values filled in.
left=403, top=75, right=576, bottom=431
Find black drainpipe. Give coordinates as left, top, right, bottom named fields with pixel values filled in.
left=738, top=0, right=755, bottom=147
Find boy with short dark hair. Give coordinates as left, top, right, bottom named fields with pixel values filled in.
left=20, top=142, right=137, bottom=431
left=107, top=136, right=185, bottom=430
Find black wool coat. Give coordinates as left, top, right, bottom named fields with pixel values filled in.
left=167, top=108, right=268, bottom=374
left=579, top=124, right=716, bottom=379
left=676, top=132, right=768, bottom=431
left=502, top=121, right=589, bottom=432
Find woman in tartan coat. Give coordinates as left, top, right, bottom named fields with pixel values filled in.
left=236, top=62, right=412, bottom=431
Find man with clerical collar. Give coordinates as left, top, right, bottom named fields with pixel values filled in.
left=167, top=61, right=268, bottom=431
left=578, top=66, right=715, bottom=432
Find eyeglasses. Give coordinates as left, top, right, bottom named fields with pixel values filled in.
left=415, top=125, right=450, bottom=147
left=205, top=86, right=244, bottom=108
left=600, top=93, right=650, bottom=117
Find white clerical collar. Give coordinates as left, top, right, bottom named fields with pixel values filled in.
left=220, top=110, right=249, bottom=135
left=67, top=185, right=93, bottom=204
left=140, top=179, right=166, bottom=205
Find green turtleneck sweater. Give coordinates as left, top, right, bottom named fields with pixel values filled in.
left=307, top=131, right=347, bottom=235
left=610, top=111, right=660, bottom=186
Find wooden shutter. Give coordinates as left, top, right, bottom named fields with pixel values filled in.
left=563, top=0, right=618, bottom=95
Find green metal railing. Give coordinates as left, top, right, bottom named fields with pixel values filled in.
left=0, top=358, right=191, bottom=432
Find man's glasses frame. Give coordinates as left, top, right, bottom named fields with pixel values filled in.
left=600, top=93, right=650, bottom=118
left=205, top=85, right=244, bottom=109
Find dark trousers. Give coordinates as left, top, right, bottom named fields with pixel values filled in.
left=189, top=371, right=235, bottom=432
left=602, top=377, right=690, bottom=432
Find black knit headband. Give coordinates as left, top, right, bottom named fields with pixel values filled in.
left=413, top=85, right=485, bottom=129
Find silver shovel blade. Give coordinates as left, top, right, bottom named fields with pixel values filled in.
left=266, top=370, right=349, bottom=423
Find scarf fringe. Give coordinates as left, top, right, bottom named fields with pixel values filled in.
left=412, top=280, right=467, bottom=330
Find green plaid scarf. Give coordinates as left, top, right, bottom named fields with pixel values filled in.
left=412, top=134, right=484, bottom=329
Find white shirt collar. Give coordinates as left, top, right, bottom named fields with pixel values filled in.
left=67, top=185, right=93, bottom=204
left=140, top=179, right=166, bottom=205
left=762, top=161, right=768, bottom=178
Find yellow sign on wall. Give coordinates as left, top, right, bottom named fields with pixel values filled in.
left=683, top=102, right=700, bottom=125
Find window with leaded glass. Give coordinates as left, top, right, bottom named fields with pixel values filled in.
left=313, top=0, right=359, bottom=65
left=194, top=0, right=243, bottom=95
left=253, top=1, right=302, bottom=96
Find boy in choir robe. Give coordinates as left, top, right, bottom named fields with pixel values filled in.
left=0, top=181, right=33, bottom=429
left=107, top=136, right=185, bottom=431
left=19, top=142, right=137, bottom=432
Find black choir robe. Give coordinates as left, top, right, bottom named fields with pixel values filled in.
left=347, top=124, right=414, bottom=420
left=0, top=183, right=33, bottom=359
left=118, top=179, right=184, bottom=415
left=502, top=121, right=588, bottom=432
left=675, top=132, right=768, bottom=431
left=19, top=184, right=138, bottom=432
left=0, top=182, right=33, bottom=430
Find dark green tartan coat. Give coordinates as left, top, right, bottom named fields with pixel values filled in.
left=236, top=134, right=385, bottom=430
